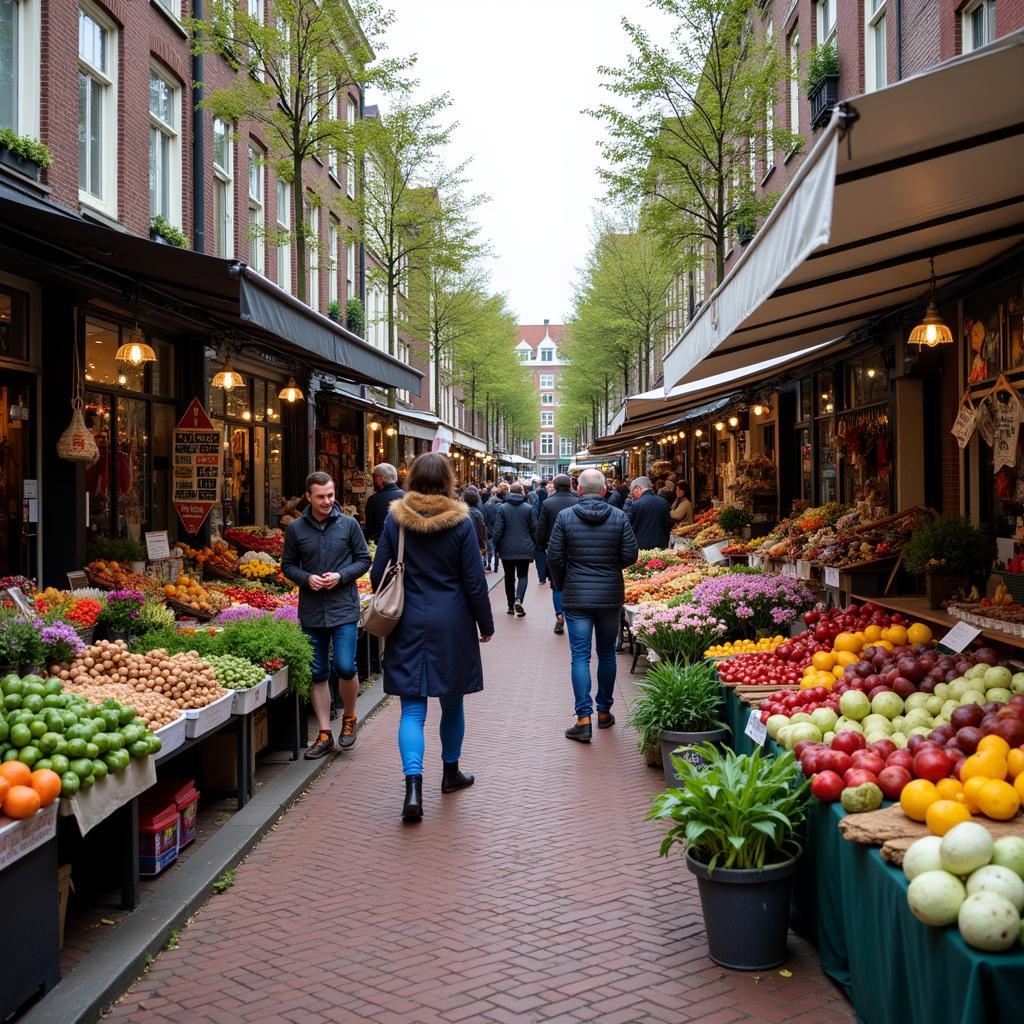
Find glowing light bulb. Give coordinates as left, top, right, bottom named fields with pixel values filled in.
left=242, top=409, right=252, bottom=421
left=753, top=404, right=765, bottom=416
left=694, top=429, right=703, bottom=438
left=714, top=421, right=724, bottom=432
left=117, top=372, right=128, bottom=386
left=128, top=343, right=144, bottom=365
left=728, top=416, right=739, bottom=428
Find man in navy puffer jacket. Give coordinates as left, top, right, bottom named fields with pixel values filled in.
left=547, top=469, right=639, bottom=743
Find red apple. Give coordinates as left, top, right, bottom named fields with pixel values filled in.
left=832, top=731, right=867, bottom=755
left=954, top=726, right=984, bottom=754
left=886, top=749, right=914, bottom=770
left=844, top=768, right=880, bottom=788
left=912, top=747, right=954, bottom=782
left=877, top=765, right=912, bottom=800
left=851, top=751, right=886, bottom=775
left=869, top=739, right=897, bottom=759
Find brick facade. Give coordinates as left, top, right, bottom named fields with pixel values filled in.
left=515, top=322, right=569, bottom=476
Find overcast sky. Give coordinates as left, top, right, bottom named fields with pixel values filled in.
left=373, top=0, right=673, bottom=326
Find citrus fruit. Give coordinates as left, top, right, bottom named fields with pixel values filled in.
left=29, top=769, right=61, bottom=808
left=1015, top=772, right=1024, bottom=805
left=964, top=776, right=989, bottom=813
left=936, top=778, right=965, bottom=801
left=976, top=779, right=1021, bottom=821
left=926, top=799, right=973, bottom=836
left=0, top=776, right=7, bottom=806
left=883, top=625, right=909, bottom=646
left=863, top=624, right=883, bottom=642
left=812, top=651, right=837, bottom=672
left=2, top=784, right=41, bottom=819
left=977, top=735, right=1010, bottom=758
left=836, top=650, right=859, bottom=667
left=0, top=760, right=32, bottom=788
left=907, top=623, right=933, bottom=645
left=960, top=750, right=1008, bottom=782
left=1007, top=749, right=1024, bottom=781
left=900, top=778, right=940, bottom=822
left=834, top=632, right=861, bottom=654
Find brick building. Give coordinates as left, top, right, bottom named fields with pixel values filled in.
left=514, top=320, right=572, bottom=478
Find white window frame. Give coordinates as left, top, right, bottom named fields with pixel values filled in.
left=764, top=20, right=775, bottom=173
left=540, top=411, right=554, bottom=427
left=307, top=200, right=319, bottom=312
left=962, top=0, right=996, bottom=52
left=559, top=436, right=574, bottom=458
left=346, top=95, right=357, bottom=198
left=865, top=0, right=887, bottom=93
left=540, top=433, right=554, bottom=456
left=539, top=373, right=553, bottom=388
left=541, top=393, right=554, bottom=405
left=148, top=65, right=181, bottom=228
left=346, top=241, right=356, bottom=302
left=0, top=0, right=40, bottom=139
left=212, top=118, right=233, bottom=258
left=276, top=179, right=291, bottom=294
left=816, top=0, right=836, bottom=45
left=247, top=0, right=261, bottom=20
left=78, top=2, right=118, bottom=216
left=154, top=0, right=181, bottom=19
left=247, top=144, right=264, bottom=275
left=788, top=29, right=800, bottom=138
left=328, top=219, right=338, bottom=305
left=540, top=347, right=553, bottom=362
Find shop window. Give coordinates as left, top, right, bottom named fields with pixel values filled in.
left=0, top=285, right=29, bottom=362
left=797, top=377, right=812, bottom=422
left=78, top=3, right=117, bottom=214
left=816, top=370, right=835, bottom=416
left=799, top=426, right=812, bottom=501
left=84, top=318, right=143, bottom=392
left=966, top=273, right=1024, bottom=384
left=846, top=356, right=888, bottom=408
left=84, top=391, right=112, bottom=537
left=816, top=418, right=836, bottom=504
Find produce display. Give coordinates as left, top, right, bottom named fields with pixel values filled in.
left=162, top=575, right=228, bottom=616
left=223, top=526, right=284, bottom=557
left=0, top=761, right=60, bottom=819
left=717, top=651, right=806, bottom=687
left=182, top=541, right=240, bottom=577
left=704, top=636, right=789, bottom=658
left=205, top=653, right=266, bottom=690
left=84, top=561, right=164, bottom=597
left=671, top=507, right=718, bottom=539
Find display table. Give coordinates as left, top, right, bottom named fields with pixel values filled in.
left=721, top=685, right=761, bottom=758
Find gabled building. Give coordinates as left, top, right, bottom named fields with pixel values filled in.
left=515, top=320, right=573, bottom=477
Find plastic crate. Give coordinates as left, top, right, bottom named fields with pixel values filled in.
left=138, top=803, right=179, bottom=877
left=230, top=677, right=269, bottom=716
left=154, top=713, right=187, bottom=759
left=184, top=689, right=235, bottom=739
left=147, top=780, right=201, bottom=850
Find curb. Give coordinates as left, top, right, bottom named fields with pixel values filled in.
left=20, top=677, right=389, bottom=1024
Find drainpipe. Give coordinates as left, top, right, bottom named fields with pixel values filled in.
left=192, top=0, right=206, bottom=253
left=358, top=82, right=366, bottom=314
left=895, top=0, right=903, bottom=81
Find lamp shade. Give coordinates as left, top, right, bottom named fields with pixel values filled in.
left=115, top=326, right=156, bottom=366
left=908, top=301, right=954, bottom=348
left=277, top=377, right=304, bottom=403
left=212, top=357, right=245, bottom=391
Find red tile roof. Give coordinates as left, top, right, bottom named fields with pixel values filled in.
left=516, top=323, right=567, bottom=350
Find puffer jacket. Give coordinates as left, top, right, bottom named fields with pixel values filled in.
left=482, top=496, right=501, bottom=535
left=546, top=496, right=639, bottom=610
left=535, top=488, right=579, bottom=549
left=491, top=492, right=537, bottom=561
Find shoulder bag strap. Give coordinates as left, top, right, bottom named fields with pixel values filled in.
left=396, top=524, right=405, bottom=565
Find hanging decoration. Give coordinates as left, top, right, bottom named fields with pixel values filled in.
left=950, top=391, right=978, bottom=450
left=57, top=310, right=101, bottom=465
left=989, top=377, right=1022, bottom=472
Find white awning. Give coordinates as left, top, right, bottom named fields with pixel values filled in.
left=663, top=31, right=1024, bottom=389
left=453, top=430, right=488, bottom=453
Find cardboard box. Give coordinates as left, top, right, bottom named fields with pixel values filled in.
left=201, top=729, right=255, bottom=790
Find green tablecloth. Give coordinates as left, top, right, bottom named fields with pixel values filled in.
left=722, top=684, right=762, bottom=757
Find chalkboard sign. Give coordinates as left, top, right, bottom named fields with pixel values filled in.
left=174, top=399, right=221, bottom=535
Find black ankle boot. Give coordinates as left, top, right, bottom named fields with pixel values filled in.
left=441, top=761, right=475, bottom=793
left=402, top=774, right=423, bottom=822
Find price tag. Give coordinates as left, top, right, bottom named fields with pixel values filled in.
left=702, top=541, right=728, bottom=565
left=824, top=566, right=840, bottom=588
left=745, top=710, right=768, bottom=746
left=145, top=530, right=171, bottom=561
left=4, top=587, right=31, bottom=615
left=781, top=562, right=797, bottom=578
left=937, top=621, right=982, bottom=654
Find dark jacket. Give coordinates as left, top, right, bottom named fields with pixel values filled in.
left=282, top=504, right=372, bottom=629
left=526, top=488, right=540, bottom=510
left=363, top=482, right=405, bottom=542
left=482, top=496, right=501, bottom=535
left=535, top=488, right=579, bottom=549
left=627, top=490, right=672, bottom=550
left=370, top=493, right=495, bottom=697
left=491, top=492, right=537, bottom=560
left=547, top=497, right=639, bottom=610
left=467, top=505, right=486, bottom=550
left=607, top=487, right=624, bottom=510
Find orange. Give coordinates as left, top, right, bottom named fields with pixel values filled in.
left=926, top=799, right=973, bottom=836
left=0, top=776, right=7, bottom=807
left=976, top=779, right=1021, bottom=821
left=814, top=671, right=836, bottom=688
left=883, top=625, right=908, bottom=646
left=863, top=624, right=883, bottom=642
left=1015, top=772, right=1024, bottom=805
left=936, top=778, right=965, bottom=802
left=977, top=735, right=1010, bottom=758
left=873, top=640, right=894, bottom=651
left=29, top=769, right=61, bottom=808
left=1007, top=749, right=1024, bottom=781
left=836, top=650, right=859, bottom=667
left=0, top=761, right=32, bottom=789
left=833, top=632, right=861, bottom=654
left=960, top=750, right=1008, bottom=782
left=2, top=784, right=41, bottom=820
left=900, top=779, right=940, bottom=822
left=963, top=776, right=989, bottom=814
left=812, top=651, right=837, bottom=672
left=907, top=622, right=933, bottom=646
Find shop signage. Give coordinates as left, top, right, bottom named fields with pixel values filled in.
left=824, top=566, right=841, bottom=588
left=950, top=402, right=978, bottom=450
left=350, top=474, right=367, bottom=494
left=702, top=541, right=728, bottom=564
left=781, top=562, right=798, bottom=578
left=937, top=621, right=982, bottom=654
left=744, top=710, right=768, bottom=746
left=992, top=394, right=1021, bottom=471
left=145, top=530, right=171, bottom=561
left=975, top=400, right=995, bottom=447
left=173, top=399, right=221, bottom=535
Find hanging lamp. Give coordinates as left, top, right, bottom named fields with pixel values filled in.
left=277, top=377, right=304, bottom=403
left=908, top=257, right=953, bottom=349
left=212, top=356, right=245, bottom=391
left=115, top=324, right=157, bottom=366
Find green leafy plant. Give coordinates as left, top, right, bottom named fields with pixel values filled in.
left=164, top=930, right=180, bottom=950
left=903, top=515, right=996, bottom=583
left=806, top=42, right=840, bottom=94
left=717, top=505, right=752, bottom=534
left=86, top=538, right=147, bottom=564
left=212, top=868, right=235, bottom=894
left=345, top=297, right=365, bottom=336
left=649, top=745, right=810, bottom=871
left=214, top=618, right=313, bottom=700
left=151, top=215, right=191, bottom=249
left=0, top=127, right=54, bottom=168
left=327, top=299, right=342, bottom=321
left=628, top=661, right=725, bottom=753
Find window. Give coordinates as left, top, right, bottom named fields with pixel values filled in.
left=276, top=179, right=290, bottom=293
left=865, top=0, right=887, bottom=92
left=962, top=0, right=996, bottom=51
left=540, top=433, right=554, bottom=456
left=764, top=21, right=775, bottom=171
left=788, top=30, right=800, bottom=137
left=307, top=201, right=319, bottom=312
left=540, top=347, right=553, bottom=362
left=328, top=219, right=338, bottom=305
left=212, top=119, right=233, bottom=258
left=539, top=373, right=554, bottom=388
left=559, top=436, right=574, bottom=458
left=346, top=95, right=357, bottom=198
left=540, top=411, right=554, bottom=427
left=78, top=4, right=117, bottom=213
left=541, top=393, right=554, bottom=405
left=148, top=67, right=180, bottom=226
left=247, top=144, right=264, bottom=274
left=346, top=241, right=356, bottom=301
left=154, top=0, right=180, bottom=19
left=247, top=0, right=261, bottom=19
left=0, top=0, right=39, bottom=139
left=517, top=350, right=529, bottom=362
left=816, top=0, right=836, bottom=45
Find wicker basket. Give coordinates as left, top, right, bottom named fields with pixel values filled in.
left=1002, top=572, right=1024, bottom=604
left=165, top=596, right=215, bottom=622
left=84, top=569, right=117, bottom=590
left=202, top=560, right=239, bottom=581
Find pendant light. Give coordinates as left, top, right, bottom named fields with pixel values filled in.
left=908, top=257, right=953, bottom=349
left=277, top=377, right=304, bottom=403
left=115, top=325, right=157, bottom=366
left=212, top=355, right=245, bottom=391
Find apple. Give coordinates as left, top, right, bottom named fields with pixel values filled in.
left=811, top=771, right=845, bottom=802
left=819, top=749, right=852, bottom=775
left=832, top=731, right=867, bottom=755
left=877, top=765, right=912, bottom=800
left=869, top=738, right=897, bottom=759
left=844, top=767, right=880, bottom=788
left=886, top=749, right=914, bottom=770
left=912, top=747, right=953, bottom=782
left=851, top=751, right=886, bottom=775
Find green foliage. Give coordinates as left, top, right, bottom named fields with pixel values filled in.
left=165, top=930, right=180, bottom=950
left=212, top=868, right=235, bottom=894
left=0, top=127, right=53, bottom=168
left=717, top=506, right=752, bottom=534
left=903, top=515, right=996, bottom=582
left=806, top=41, right=840, bottom=93
left=628, top=660, right=725, bottom=752
left=327, top=299, right=342, bottom=320
left=344, top=297, right=364, bottom=334
left=86, top=538, right=147, bottom=564
left=648, top=744, right=810, bottom=870
left=151, top=215, right=191, bottom=249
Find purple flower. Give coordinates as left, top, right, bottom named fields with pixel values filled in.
left=41, top=620, right=85, bottom=660
left=273, top=604, right=298, bottom=624
left=216, top=605, right=268, bottom=624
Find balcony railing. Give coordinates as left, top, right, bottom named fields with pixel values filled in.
left=809, top=74, right=840, bottom=130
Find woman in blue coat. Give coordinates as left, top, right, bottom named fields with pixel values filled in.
left=371, top=452, right=495, bottom=823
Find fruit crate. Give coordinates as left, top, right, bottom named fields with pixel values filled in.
left=146, top=780, right=200, bottom=849
left=267, top=666, right=289, bottom=699
left=230, top=676, right=269, bottom=716
left=184, top=690, right=235, bottom=740
left=154, top=712, right=187, bottom=759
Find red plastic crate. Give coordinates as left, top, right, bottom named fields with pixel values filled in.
left=138, top=803, right=179, bottom=877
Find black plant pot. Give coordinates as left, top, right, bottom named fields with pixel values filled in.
left=106, top=629, right=131, bottom=643
left=0, top=144, right=42, bottom=182
left=686, top=848, right=800, bottom=970
left=660, top=727, right=730, bottom=787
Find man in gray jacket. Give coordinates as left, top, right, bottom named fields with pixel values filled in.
left=282, top=471, right=371, bottom=758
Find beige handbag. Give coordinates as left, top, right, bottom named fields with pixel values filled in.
left=360, top=526, right=405, bottom=638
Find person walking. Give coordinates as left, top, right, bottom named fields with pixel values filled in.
left=492, top=481, right=537, bottom=616
left=535, top=474, right=578, bottom=635
left=606, top=479, right=624, bottom=509
left=463, top=486, right=487, bottom=566
left=370, top=454, right=494, bottom=822
left=482, top=486, right=503, bottom=571
left=670, top=480, right=694, bottom=525
left=627, top=476, right=672, bottom=550
left=282, top=471, right=372, bottom=758
left=547, top=469, right=639, bottom=742
left=363, top=463, right=404, bottom=542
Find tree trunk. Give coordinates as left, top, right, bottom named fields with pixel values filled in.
left=433, top=337, right=442, bottom=418
left=292, top=150, right=305, bottom=304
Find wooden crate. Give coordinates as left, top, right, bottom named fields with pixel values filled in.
left=253, top=707, right=269, bottom=752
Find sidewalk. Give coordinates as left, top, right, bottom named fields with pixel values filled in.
left=107, top=580, right=853, bottom=1024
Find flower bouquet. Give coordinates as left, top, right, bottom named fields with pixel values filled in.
left=686, top=572, right=815, bottom=639
left=631, top=604, right=727, bottom=664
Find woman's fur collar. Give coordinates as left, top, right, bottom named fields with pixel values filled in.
left=389, top=492, right=469, bottom=533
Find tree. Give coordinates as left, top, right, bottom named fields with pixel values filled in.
left=591, top=0, right=795, bottom=286
left=192, top=0, right=410, bottom=303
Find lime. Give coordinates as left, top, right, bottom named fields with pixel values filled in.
left=79, top=772, right=94, bottom=790
left=1, top=676, right=24, bottom=696
left=4, top=693, right=22, bottom=710
left=10, top=722, right=31, bottom=747
left=50, top=753, right=69, bottom=774
left=0, top=719, right=8, bottom=743
left=38, top=732, right=61, bottom=754
left=84, top=742, right=99, bottom=759
left=91, top=759, right=108, bottom=779
left=42, top=694, right=63, bottom=709
left=44, top=678, right=62, bottom=695
left=66, top=738, right=88, bottom=758
left=91, top=733, right=110, bottom=754
left=18, top=745, right=40, bottom=766
left=129, top=740, right=151, bottom=758
left=69, top=758, right=93, bottom=778
left=3, top=748, right=21, bottom=762
left=34, top=758, right=53, bottom=771
left=102, top=709, right=121, bottom=731
left=29, top=719, right=47, bottom=739
left=60, top=710, right=78, bottom=729
left=22, top=694, right=42, bottom=713
left=106, top=732, right=124, bottom=751
left=60, top=771, right=80, bottom=796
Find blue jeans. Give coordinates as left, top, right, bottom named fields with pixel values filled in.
left=535, top=547, right=548, bottom=583
left=564, top=607, right=620, bottom=718
left=307, top=622, right=359, bottom=683
left=552, top=589, right=564, bottom=615
left=398, top=695, right=465, bottom=775
left=485, top=536, right=496, bottom=568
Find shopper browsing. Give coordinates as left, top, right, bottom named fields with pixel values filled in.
left=282, top=471, right=371, bottom=758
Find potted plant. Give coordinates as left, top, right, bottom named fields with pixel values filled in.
left=628, top=660, right=728, bottom=786
left=327, top=299, right=342, bottom=322
left=806, top=42, right=840, bottom=129
left=41, top=621, right=85, bottom=668
left=717, top=505, right=752, bottom=537
left=649, top=744, right=811, bottom=970
left=0, top=127, right=54, bottom=182
left=150, top=215, right=191, bottom=249
left=903, top=515, right=996, bottom=608
left=630, top=603, right=726, bottom=665
left=5, top=615, right=43, bottom=675
left=345, top=297, right=365, bottom=336
left=97, top=588, right=146, bottom=641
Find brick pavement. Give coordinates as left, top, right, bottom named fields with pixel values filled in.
left=106, top=582, right=854, bottom=1024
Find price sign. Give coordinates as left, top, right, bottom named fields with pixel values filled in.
left=4, top=587, right=32, bottom=615
left=174, top=399, right=221, bottom=535
left=745, top=710, right=768, bottom=746
left=781, top=562, right=797, bottom=578
left=702, top=541, right=728, bottom=564
left=824, top=566, right=840, bottom=588
left=937, top=621, right=982, bottom=654
left=145, top=530, right=171, bottom=561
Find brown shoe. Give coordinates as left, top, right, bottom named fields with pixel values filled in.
left=304, top=730, right=336, bottom=759
left=338, top=715, right=358, bottom=750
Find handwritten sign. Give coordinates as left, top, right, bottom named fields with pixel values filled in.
left=745, top=710, right=768, bottom=746
left=950, top=403, right=978, bottom=450
left=992, top=395, right=1021, bottom=471
left=702, top=541, right=728, bottom=564
left=145, top=530, right=171, bottom=561
left=781, top=562, right=798, bottom=578
left=824, top=566, right=841, bottom=588
left=5, top=587, right=31, bottom=615
left=937, top=621, right=982, bottom=654
left=174, top=399, right=221, bottom=535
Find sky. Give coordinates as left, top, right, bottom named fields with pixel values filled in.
left=372, top=0, right=674, bottom=326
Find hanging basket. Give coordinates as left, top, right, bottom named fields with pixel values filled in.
left=57, top=399, right=99, bottom=464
